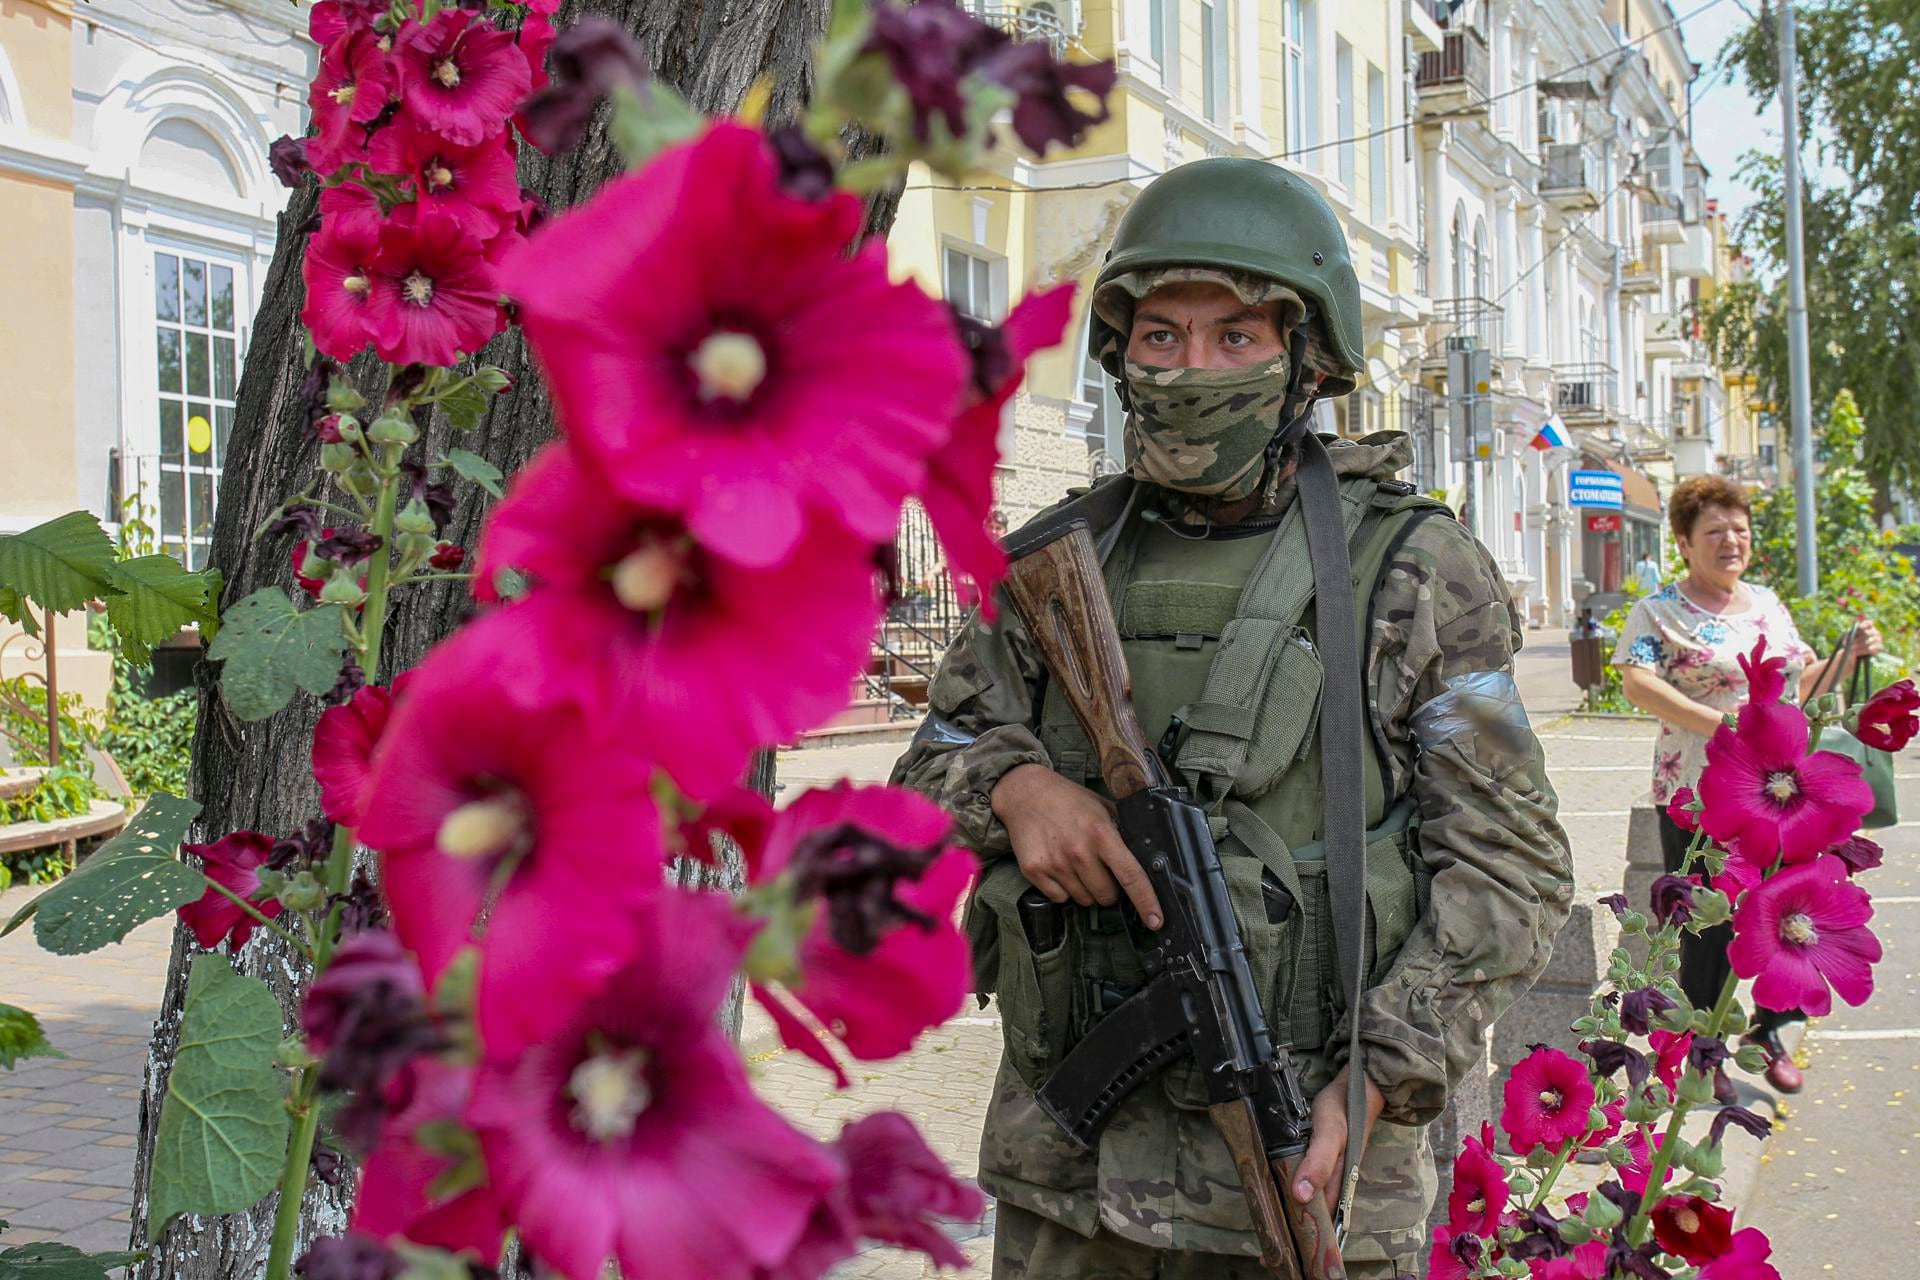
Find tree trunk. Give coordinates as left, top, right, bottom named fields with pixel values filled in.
left=128, top=2, right=899, bottom=1272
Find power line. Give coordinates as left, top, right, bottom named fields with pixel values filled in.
left=906, top=0, right=1731, bottom=195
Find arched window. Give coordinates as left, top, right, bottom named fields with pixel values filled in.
left=1449, top=205, right=1467, bottom=300
left=1471, top=217, right=1489, bottom=300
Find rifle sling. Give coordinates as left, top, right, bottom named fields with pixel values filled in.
left=1295, top=428, right=1369, bottom=1237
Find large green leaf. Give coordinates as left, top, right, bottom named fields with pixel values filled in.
left=149, top=958, right=290, bottom=1233
left=1, top=793, right=203, bottom=954
left=442, top=447, right=503, bottom=498
left=0, top=1003, right=62, bottom=1070
left=0, top=1242, right=145, bottom=1279
left=0, top=512, right=119, bottom=619
left=103, top=556, right=216, bottom=665
left=434, top=376, right=491, bottom=431
left=206, top=588, right=349, bottom=721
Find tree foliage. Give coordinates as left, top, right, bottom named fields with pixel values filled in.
left=1700, top=2, right=1920, bottom=506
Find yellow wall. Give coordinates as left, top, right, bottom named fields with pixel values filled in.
left=1, top=0, right=74, bottom=137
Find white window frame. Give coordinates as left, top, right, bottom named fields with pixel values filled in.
left=1334, top=39, right=1355, bottom=192
left=1200, top=0, right=1229, bottom=123
left=1366, top=64, right=1388, bottom=226
left=942, top=241, right=1008, bottom=324
left=1282, top=0, right=1314, bottom=159
left=134, top=236, right=252, bottom=570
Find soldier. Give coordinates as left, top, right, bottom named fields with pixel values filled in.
left=892, top=158, right=1574, bottom=1279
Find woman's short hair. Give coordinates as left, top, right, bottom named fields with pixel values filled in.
left=1669, top=475, right=1750, bottom=541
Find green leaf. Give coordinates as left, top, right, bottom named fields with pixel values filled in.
left=148, top=957, right=291, bottom=1233
left=435, top=376, right=491, bottom=431
left=608, top=80, right=706, bottom=169
left=197, top=568, right=224, bottom=645
left=0, top=586, right=31, bottom=637
left=442, top=448, right=504, bottom=498
left=0, top=1003, right=62, bottom=1070
left=0, top=1242, right=146, bottom=1279
left=1, top=794, right=203, bottom=954
left=206, top=589, right=350, bottom=721
left=102, top=556, right=215, bottom=665
left=0, top=512, right=120, bottom=618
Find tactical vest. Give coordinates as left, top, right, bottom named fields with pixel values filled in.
left=974, top=472, right=1447, bottom=1094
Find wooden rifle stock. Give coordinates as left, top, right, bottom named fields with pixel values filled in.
left=1002, top=518, right=1341, bottom=1280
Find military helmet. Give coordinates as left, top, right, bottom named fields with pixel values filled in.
left=1090, top=158, right=1365, bottom=396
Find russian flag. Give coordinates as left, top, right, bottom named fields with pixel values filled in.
left=1529, top=415, right=1571, bottom=452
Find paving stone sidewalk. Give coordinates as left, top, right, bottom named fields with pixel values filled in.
left=2, top=631, right=1685, bottom=1276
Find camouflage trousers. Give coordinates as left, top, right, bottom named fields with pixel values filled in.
left=990, top=1201, right=1420, bottom=1279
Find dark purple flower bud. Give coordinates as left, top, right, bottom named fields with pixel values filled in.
left=1687, top=1034, right=1732, bottom=1076
left=270, top=135, right=313, bottom=189
left=981, top=41, right=1118, bottom=155
left=312, top=414, right=349, bottom=445
left=1620, top=986, right=1677, bottom=1036
left=1649, top=874, right=1696, bottom=927
left=1826, top=834, right=1884, bottom=876
left=385, top=364, right=433, bottom=405
left=950, top=305, right=1012, bottom=398
left=1506, top=1207, right=1571, bottom=1261
left=1595, top=1179, right=1641, bottom=1219
left=768, top=123, right=836, bottom=201
left=268, top=817, right=335, bottom=873
left=1605, top=1240, right=1668, bottom=1280
left=330, top=868, right=389, bottom=935
left=325, top=658, right=367, bottom=707
left=1598, top=892, right=1632, bottom=918
left=315, top=528, right=384, bottom=565
left=399, top=460, right=457, bottom=532
left=269, top=503, right=326, bottom=542
left=311, top=1144, right=345, bottom=1186
left=519, top=18, right=650, bottom=155
left=300, top=356, right=343, bottom=427
left=1579, top=1038, right=1651, bottom=1092
left=789, top=823, right=945, bottom=955
left=865, top=0, right=1009, bottom=142
left=293, top=1234, right=404, bottom=1280
left=1709, top=1103, right=1772, bottom=1145
left=303, top=930, right=446, bottom=1149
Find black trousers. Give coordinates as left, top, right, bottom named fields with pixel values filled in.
left=1656, top=808, right=1801, bottom=1036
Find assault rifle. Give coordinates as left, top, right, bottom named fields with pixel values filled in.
left=1001, top=516, right=1344, bottom=1280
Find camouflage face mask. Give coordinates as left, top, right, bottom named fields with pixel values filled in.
left=1121, top=356, right=1291, bottom=500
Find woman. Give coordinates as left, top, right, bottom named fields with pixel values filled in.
left=1614, top=475, right=1881, bottom=1095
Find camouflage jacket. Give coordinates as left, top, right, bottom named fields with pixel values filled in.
left=890, top=432, right=1573, bottom=1257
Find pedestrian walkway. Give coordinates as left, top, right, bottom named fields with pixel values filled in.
left=0, top=628, right=1731, bottom=1277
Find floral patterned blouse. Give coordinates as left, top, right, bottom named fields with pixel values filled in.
left=1612, top=581, right=1816, bottom=804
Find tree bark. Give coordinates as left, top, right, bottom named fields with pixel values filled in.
left=128, top=2, right=899, bottom=1273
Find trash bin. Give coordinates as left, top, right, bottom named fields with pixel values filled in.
left=1570, top=635, right=1607, bottom=691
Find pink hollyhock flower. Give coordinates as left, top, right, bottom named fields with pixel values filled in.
left=1698, top=697, right=1873, bottom=866
left=1620, top=1128, right=1669, bottom=1197
left=312, top=673, right=412, bottom=828
left=178, top=831, right=286, bottom=949
left=472, top=442, right=883, bottom=798
left=1533, top=1241, right=1607, bottom=1280
left=1666, top=784, right=1700, bottom=832
left=743, top=782, right=974, bottom=1086
left=1648, top=1028, right=1693, bottom=1093
left=318, top=181, right=386, bottom=242
left=1716, top=848, right=1763, bottom=904
left=357, top=614, right=664, bottom=1053
left=353, top=1057, right=509, bottom=1259
left=1729, top=854, right=1880, bottom=1018
left=393, top=10, right=531, bottom=147
left=366, top=207, right=504, bottom=367
left=465, top=889, right=841, bottom=1280
left=1855, top=677, right=1920, bottom=751
left=1446, top=1121, right=1508, bottom=1236
left=1738, top=635, right=1788, bottom=704
left=1825, top=833, right=1884, bottom=876
left=309, top=0, right=348, bottom=48
left=1499, top=1046, right=1596, bottom=1156
left=518, top=9, right=557, bottom=91
left=1652, top=1194, right=1734, bottom=1266
left=495, top=122, right=970, bottom=569
left=308, top=29, right=394, bottom=173
left=1424, top=1226, right=1482, bottom=1280
left=924, top=285, right=1075, bottom=616
left=302, top=218, right=382, bottom=361
left=1580, top=1097, right=1626, bottom=1150
left=368, top=119, right=521, bottom=242
left=1700, top=1228, right=1782, bottom=1280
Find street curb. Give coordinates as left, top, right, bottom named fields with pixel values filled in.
left=1712, top=1018, right=1807, bottom=1216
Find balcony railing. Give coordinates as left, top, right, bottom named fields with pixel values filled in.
left=1539, top=144, right=1599, bottom=209
left=1430, top=295, right=1505, bottom=356
left=976, top=4, right=1069, bottom=55
left=1415, top=27, right=1489, bottom=112
left=1553, top=362, right=1618, bottom=421
left=1643, top=197, right=1685, bottom=246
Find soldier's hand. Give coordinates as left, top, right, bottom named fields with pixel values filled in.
left=991, top=763, right=1164, bottom=929
left=1293, top=1068, right=1386, bottom=1214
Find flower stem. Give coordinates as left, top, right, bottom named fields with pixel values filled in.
left=394, top=570, right=474, bottom=586
left=1528, top=1143, right=1574, bottom=1211
left=263, top=448, right=404, bottom=1280
left=1626, top=971, right=1742, bottom=1242
left=200, top=877, right=310, bottom=959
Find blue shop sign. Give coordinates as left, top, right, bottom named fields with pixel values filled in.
left=1569, top=470, right=1625, bottom=509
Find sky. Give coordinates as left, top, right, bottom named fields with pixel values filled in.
left=1677, top=0, right=1845, bottom=243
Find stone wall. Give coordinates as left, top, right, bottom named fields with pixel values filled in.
left=993, top=391, right=1098, bottom=527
